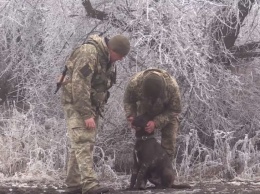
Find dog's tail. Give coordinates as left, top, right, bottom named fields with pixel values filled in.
left=172, top=183, right=191, bottom=189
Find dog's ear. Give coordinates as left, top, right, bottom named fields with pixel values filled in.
left=132, top=116, right=141, bottom=128
left=132, top=115, right=149, bottom=129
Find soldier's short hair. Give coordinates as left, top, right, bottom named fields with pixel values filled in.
left=108, top=35, right=130, bottom=56
left=143, top=73, right=164, bottom=99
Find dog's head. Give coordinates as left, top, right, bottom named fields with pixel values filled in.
left=132, top=114, right=153, bottom=137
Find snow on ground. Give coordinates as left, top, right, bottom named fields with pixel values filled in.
left=1, top=173, right=260, bottom=194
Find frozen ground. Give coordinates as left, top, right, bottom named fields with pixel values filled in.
left=1, top=179, right=260, bottom=194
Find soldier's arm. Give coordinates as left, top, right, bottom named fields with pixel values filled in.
left=123, top=79, right=137, bottom=119
left=153, top=78, right=181, bottom=129
left=71, top=47, right=97, bottom=120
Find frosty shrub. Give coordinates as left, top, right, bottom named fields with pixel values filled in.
left=0, top=105, right=67, bottom=178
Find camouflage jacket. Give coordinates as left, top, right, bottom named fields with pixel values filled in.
left=124, top=69, right=181, bottom=129
left=62, top=35, right=116, bottom=129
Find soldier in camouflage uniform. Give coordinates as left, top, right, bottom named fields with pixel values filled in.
left=62, top=34, right=130, bottom=194
left=124, top=69, right=181, bottom=161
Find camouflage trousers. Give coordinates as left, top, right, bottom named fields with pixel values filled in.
left=160, top=117, right=179, bottom=161
left=65, top=117, right=99, bottom=193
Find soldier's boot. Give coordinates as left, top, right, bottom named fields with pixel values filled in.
left=83, top=184, right=114, bottom=194
left=63, top=185, right=82, bottom=194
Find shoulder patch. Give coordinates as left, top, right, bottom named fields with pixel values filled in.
left=80, top=64, right=93, bottom=77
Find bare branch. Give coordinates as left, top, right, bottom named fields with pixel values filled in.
left=82, top=0, right=128, bottom=30
left=230, top=41, right=260, bottom=53
left=233, top=51, right=260, bottom=58
left=82, top=0, right=108, bottom=20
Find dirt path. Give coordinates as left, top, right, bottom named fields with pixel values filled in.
left=1, top=180, right=260, bottom=194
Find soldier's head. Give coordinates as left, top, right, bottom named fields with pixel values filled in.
left=108, top=35, right=130, bottom=63
left=143, top=72, right=165, bottom=100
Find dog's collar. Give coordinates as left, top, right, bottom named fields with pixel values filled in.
left=136, top=135, right=155, bottom=141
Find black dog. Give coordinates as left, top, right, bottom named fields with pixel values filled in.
left=129, top=114, right=191, bottom=190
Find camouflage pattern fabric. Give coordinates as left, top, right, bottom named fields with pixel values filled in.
left=124, top=68, right=181, bottom=158
left=161, top=117, right=179, bottom=160
left=62, top=35, right=116, bottom=192
left=65, top=117, right=99, bottom=193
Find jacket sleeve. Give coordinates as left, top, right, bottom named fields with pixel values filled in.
left=153, top=78, right=181, bottom=129
left=123, top=79, right=137, bottom=118
left=70, top=46, right=97, bottom=120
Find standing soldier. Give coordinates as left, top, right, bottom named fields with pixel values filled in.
left=124, top=68, right=181, bottom=161
left=61, top=34, right=130, bottom=194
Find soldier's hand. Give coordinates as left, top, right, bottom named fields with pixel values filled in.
left=85, top=117, right=96, bottom=129
left=145, top=121, right=155, bottom=133
left=127, top=116, right=134, bottom=127
left=127, top=116, right=137, bottom=130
